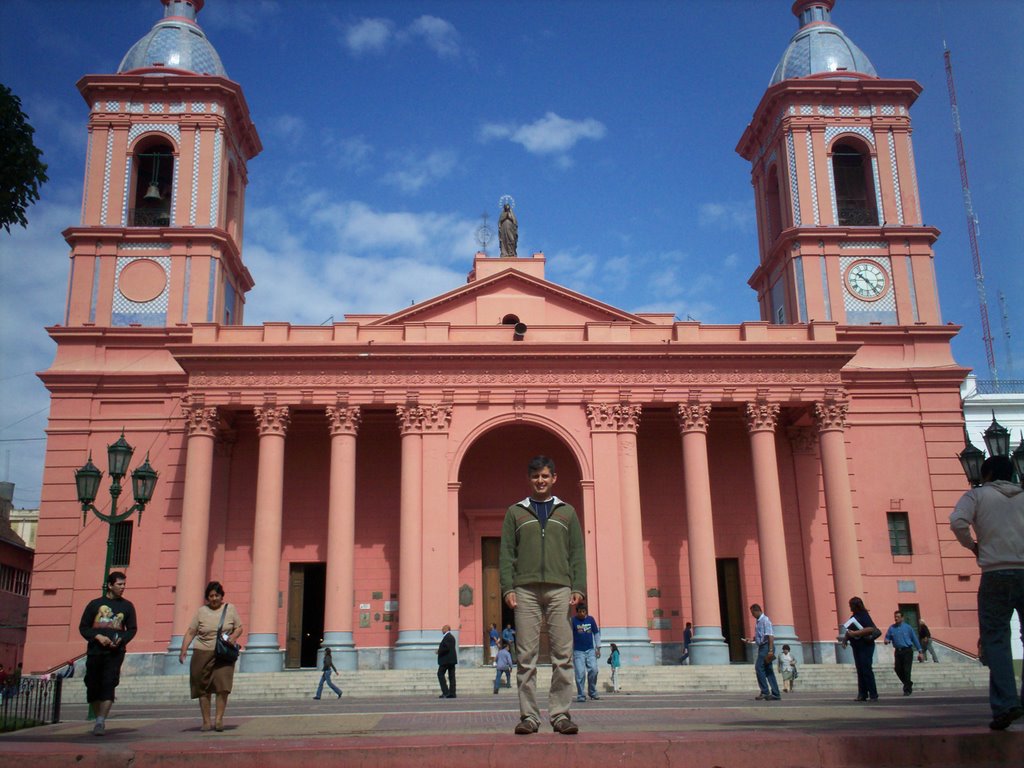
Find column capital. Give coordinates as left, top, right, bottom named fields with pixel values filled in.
left=745, top=401, right=780, bottom=433
left=397, top=404, right=452, bottom=434
left=254, top=405, right=290, bottom=437
left=676, top=402, right=712, bottom=434
left=585, top=403, right=643, bottom=433
left=326, top=404, right=361, bottom=436
left=814, top=397, right=849, bottom=433
left=182, top=398, right=218, bottom=438
left=786, top=426, right=819, bottom=454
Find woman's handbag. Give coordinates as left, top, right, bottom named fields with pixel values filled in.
left=868, top=627, right=882, bottom=641
left=215, top=605, right=240, bottom=664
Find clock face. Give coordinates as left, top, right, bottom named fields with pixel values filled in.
left=845, top=260, right=888, bottom=301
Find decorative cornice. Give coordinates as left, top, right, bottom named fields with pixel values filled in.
left=188, top=367, right=844, bottom=389
left=326, top=405, right=361, bottom=436
left=396, top=404, right=452, bottom=435
left=676, top=403, right=712, bottom=434
left=254, top=405, right=290, bottom=436
left=745, top=401, right=780, bottom=433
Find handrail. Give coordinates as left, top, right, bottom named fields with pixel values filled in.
left=39, top=653, right=85, bottom=676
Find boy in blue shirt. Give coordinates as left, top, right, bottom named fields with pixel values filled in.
left=571, top=604, right=601, bottom=701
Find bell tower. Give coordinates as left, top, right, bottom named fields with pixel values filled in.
left=63, top=0, right=261, bottom=328
left=737, top=0, right=941, bottom=328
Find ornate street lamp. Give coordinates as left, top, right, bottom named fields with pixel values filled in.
left=1013, top=433, right=1024, bottom=486
left=981, top=411, right=1011, bottom=461
left=74, top=430, right=159, bottom=594
left=957, top=428, right=986, bottom=487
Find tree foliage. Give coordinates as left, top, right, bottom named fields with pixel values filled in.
left=0, top=83, right=49, bottom=234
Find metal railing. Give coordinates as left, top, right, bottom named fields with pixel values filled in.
left=0, top=676, right=63, bottom=732
left=973, top=379, right=1024, bottom=395
left=128, top=207, right=171, bottom=227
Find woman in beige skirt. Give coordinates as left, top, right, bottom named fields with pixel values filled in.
left=179, top=581, right=243, bottom=731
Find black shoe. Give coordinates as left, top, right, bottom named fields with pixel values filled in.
left=448, top=694, right=456, bottom=698
left=765, top=695, right=781, bottom=701
left=855, top=696, right=868, bottom=702
left=439, top=694, right=448, bottom=698
left=990, top=707, right=1024, bottom=731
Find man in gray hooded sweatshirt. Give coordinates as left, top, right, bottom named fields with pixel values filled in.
left=950, top=454, right=1024, bottom=731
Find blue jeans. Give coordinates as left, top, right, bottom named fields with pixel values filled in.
left=755, top=644, right=780, bottom=697
left=978, top=569, right=1024, bottom=717
left=315, top=669, right=342, bottom=698
left=494, top=666, right=511, bottom=692
left=573, top=648, right=598, bottom=698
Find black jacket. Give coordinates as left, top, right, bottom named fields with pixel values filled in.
left=437, top=631, right=457, bottom=666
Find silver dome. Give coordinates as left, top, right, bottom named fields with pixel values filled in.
left=118, top=0, right=226, bottom=77
left=770, top=1, right=876, bottom=85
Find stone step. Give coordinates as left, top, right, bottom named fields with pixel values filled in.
left=58, top=662, right=989, bottom=705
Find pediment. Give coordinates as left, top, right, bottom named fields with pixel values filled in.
left=366, top=268, right=651, bottom=328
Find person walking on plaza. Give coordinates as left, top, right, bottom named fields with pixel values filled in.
left=79, top=571, right=137, bottom=736
left=950, top=454, right=1024, bottom=731
left=500, top=455, right=588, bottom=736
left=488, top=622, right=500, bottom=663
left=608, top=642, right=621, bottom=692
left=842, top=596, right=879, bottom=702
left=313, top=647, right=343, bottom=699
left=571, top=604, right=601, bottom=701
left=778, top=644, right=797, bottom=693
left=679, top=621, right=693, bottom=664
left=494, top=640, right=513, bottom=694
left=917, top=620, right=939, bottom=662
left=884, top=610, right=923, bottom=696
left=436, top=624, right=457, bottom=699
left=178, top=581, right=243, bottom=731
left=502, top=623, right=517, bottom=660
left=745, top=604, right=780, bottom=701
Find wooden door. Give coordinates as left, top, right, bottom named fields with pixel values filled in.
left=717, top=558, right=745, bottom=662
left=482, top=538, right=501, bottom=663
left=285, top=564, right=304, bottom=668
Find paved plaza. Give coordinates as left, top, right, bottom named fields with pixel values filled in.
left=2, top=687, right=1021, bottom=767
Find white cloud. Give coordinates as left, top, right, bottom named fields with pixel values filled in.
left=480, top=112, right=607, bottom=157
left=265, top=113, right=307, bottom=149
left=698, top=202, right=755, bottom=231
left=406, top=16, right=461, bottom=59
left=201, top=0, right=282, bottom=36
left=345, top=18, right=395, bottom=56
left=344, top=16, right=461, bottom=59
left=381, top=149, right=457, bottom=193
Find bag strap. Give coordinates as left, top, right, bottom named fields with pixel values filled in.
left=217, top=604, right=228, bottom=633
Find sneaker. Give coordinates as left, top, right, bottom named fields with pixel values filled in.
left=337, top=691, right=343, bottom=698
left=589, top=694, right=601, bottom=700
left=766, top=695, right=781, bottom=701
left=576, top=695, right=586, bottom=702
left=754, top=693, right=767, bottom=700
left=989, top=707, right=1024, bottom=731
left=514, top=718, right=539, bottom=735
left=552, top=717, right=579, bottom=735
left=92, top=721, right=105, bottom=736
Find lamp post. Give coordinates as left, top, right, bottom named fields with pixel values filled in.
left=74, top=430, right=158, bottom=595
left=958, top=411, right=1024, bottom=487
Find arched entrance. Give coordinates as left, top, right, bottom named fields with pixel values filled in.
left=456, top=422, right=583, bottom=665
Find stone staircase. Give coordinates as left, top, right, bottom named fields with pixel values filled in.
left=58, top=661, right=988, bottom=705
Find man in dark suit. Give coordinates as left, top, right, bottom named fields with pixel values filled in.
left=436, top=624, right=457, bottom=698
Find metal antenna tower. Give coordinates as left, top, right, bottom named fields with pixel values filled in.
left=944, top=43, right=997, bottom=381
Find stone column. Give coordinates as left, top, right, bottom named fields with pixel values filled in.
left=393, top=405, right=458, bottom=668
left=815, top=394, right=864, bottom=643
left=322, top=404, right=360, bottom=670
left=241, top=404, right=290, bottom=672
left=746, top=400, right=802, bottom=662
left=164, top=399, right=217, bottom=674
left=676, top=402, right=729, bottom=664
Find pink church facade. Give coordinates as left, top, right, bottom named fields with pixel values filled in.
left=24, top=0, right=980, bottom=674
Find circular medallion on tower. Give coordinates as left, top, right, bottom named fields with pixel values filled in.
left=118, top=258, right=168, bottom=303
left=844, top=259, right=888, bottom=301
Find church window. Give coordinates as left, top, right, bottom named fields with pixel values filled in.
left=131, top=140, right=174, bottom=227
left=765, top=165, right=784, bottom=243
left=832, top=140, right=878, bottom=226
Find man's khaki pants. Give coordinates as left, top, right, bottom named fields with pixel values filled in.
left=514, top=585, right=574, bottom=725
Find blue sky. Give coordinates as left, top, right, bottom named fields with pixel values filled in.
left=1, top=0, right=1022, bottom=508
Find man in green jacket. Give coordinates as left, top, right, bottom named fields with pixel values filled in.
left=500, top=455, right=587, bottom=736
